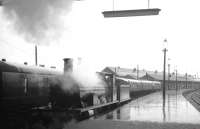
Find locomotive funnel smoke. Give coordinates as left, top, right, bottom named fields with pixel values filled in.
left=2, top=0, right=74, bottom=44
left=72, top=58, right=106, bottom=90
left=61, top=58, right=77, bottom=93
left=72, top=66, right=105, bottom=89
left=62, top=58, right=106, bottom=93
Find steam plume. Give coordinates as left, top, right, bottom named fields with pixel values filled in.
left=61, top=58, right=106, bottom=93
left=2, top=0, right=74, bottom=44
left=72, top=58, right=106, bottom=90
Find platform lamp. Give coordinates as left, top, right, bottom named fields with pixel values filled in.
left=102, top=0, right=161, bottom=18
left=175, top=67, right=178, bottom=91
left=162, top=39, right=168, bottom=107
left=167, top=58, right=171, bottom=90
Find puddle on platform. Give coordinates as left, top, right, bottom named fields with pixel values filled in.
left=94, top=90, right=200, bottom=124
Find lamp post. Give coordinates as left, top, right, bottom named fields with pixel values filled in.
left=0, top=2, right=2, bottom=6
left=185, top=73, right=188, bottom=89
left=137, top=64, right=139, bottom=80
left=175, top=69, right=178, bottom=91
left=168, top=63, right=170, bottom=90
left=0, top=0, right=3, bottom=6
left=167, top=58, right=171, bottom=90
left=35, top=45, right=38, bottom=66
left=162, top=39, right=168, bottom=106
left=163, top=48, right=167, bottom=102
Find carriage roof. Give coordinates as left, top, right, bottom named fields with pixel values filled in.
left=0, top=61, right=62, bottom=75
left=116, top=77, right=161, bottom=84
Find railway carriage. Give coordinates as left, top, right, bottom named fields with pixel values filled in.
left=116, top=77, right=161, bottom=99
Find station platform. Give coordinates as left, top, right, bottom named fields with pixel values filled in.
left=65, top=119, right=200, bottom=129
left=71, top=98, right=131, bottom=118
left=73, top=100, right=119, bottom=113
left=183, top=89, right=200, bottom=112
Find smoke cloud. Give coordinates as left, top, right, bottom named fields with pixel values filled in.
left=72, top=66, right=106, bottom=89
left=2, top=0, right=74, bottom=44
left=59, top=68, right=106, bottom=96
left=72, top=58, right=106, bottom=90
left=60, top=58, right=107, bottom=94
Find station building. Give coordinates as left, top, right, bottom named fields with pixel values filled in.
left=102, top=66, right=147, bottom=79
left=102, top=67, right=200, bottom=90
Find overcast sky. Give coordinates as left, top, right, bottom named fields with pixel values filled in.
left=0, top=0, right=200, bottom=75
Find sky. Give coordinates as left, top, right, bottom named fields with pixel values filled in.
left=0, top=0, right=200, bottom=76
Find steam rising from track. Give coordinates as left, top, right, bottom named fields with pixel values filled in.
left=2, top=0, right=74, bottom=44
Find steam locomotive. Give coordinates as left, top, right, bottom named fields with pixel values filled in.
left=0, top=58, right=161, bottom=112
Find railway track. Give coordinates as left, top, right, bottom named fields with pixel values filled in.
left=185, top=89, right=200, bottom=112
left=191, top=91, right=200, bottom=105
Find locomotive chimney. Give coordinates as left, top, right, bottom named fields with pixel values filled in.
left=1, top=58, right=6, bottom=62
left=63, top=58, right=73, bottom=74
left=50, top=66, right=56, bottom=69
left=39, top=64, right=45, bottom=67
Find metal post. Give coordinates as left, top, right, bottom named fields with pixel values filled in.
left=163, top=48, right=167, bottom=103
left=186, top=73, right=187, bottom=89
left=168, top=64, right=170, bottom=90
left=113, top=0, right=115, bottom=11
left=0, top=1, right=3, bottom=6
left=137, top=64, right=139, bottom=80
left=35, top=45, right=38, bottom=66
left=111, top=74, right=115, bottom=101
left=176, top=69, right=178, bottom=91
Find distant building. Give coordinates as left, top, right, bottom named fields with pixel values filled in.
left=140, top=72, right=200, bottom=90
left=102, top=66, right=147, bottom=79
left=102, top=66, right=200, bottom=90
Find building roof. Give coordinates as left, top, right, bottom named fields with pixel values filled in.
left=140, top=72, right=199, bottom=82
left=102, top=66, right=145, bottom=79
left=102, top=66, right=161, bottom=80
left=102, top=66, right=200, bottom=82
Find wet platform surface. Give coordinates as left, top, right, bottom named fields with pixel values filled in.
left=94, top=90, right=200, bottom=123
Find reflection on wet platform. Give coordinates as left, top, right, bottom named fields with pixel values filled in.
left=95, top=90, right=200, bottom=123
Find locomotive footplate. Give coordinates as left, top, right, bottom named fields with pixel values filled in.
left=71, top=100, right=119, bottom=119
left=118, top=98, right=131, bottom=105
